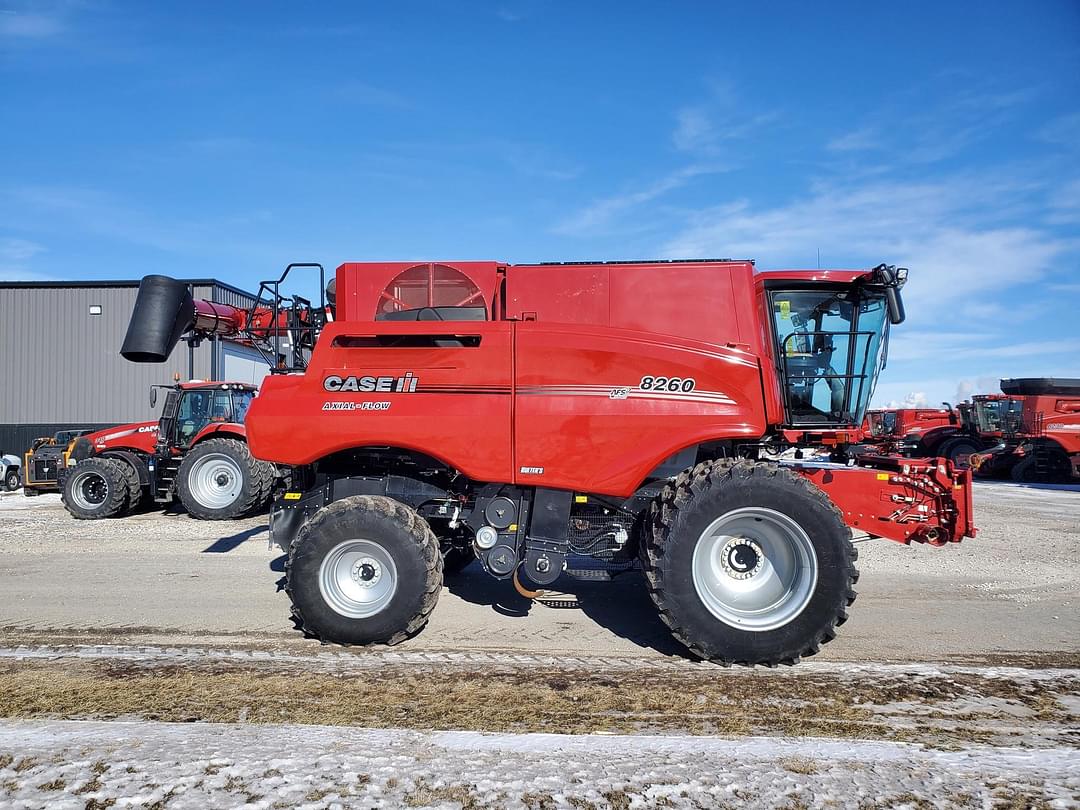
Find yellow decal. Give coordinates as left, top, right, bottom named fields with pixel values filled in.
left=283, top=492, right=301, bottom=500
left=876, top=473, right=890, bottom=481
left=575, top=495, right=588, bottom=503
left=778, top=300, right=791, bottom=319
left=509, top=523, right=518, bottom=532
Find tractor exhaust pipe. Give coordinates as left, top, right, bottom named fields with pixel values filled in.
left=120, top=275, right=196, bottom=363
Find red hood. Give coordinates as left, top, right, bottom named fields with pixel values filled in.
left=83, top=421, right=160, bottom=453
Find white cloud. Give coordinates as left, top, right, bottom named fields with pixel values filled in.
left=673, top=107, right=714, bottom=153
left=0, top=10, right=63, bottom=38
left=660, top=176, right=1071, bottom=326
left=0, top=236, right=49, bottom=280
left=553, top=165, right=724, bottom=236
left=883, top=391, right=929, bottom=408
left=826, top=127, right=879, bottom=152
left=1039, top=112, right=1080, bottom=148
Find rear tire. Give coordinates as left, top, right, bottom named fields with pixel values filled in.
left=177, top=438, right=273, bottom=520
left=4, top=469, right=19, bottom=492
left=62, top=458, right=129, bottom=520
left=286, top=495, right=442, bottom=645
left=645, top=460, right=857, bottom=666
left=110, top=458, right=144, bottom=512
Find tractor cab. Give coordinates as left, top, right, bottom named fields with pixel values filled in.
left=153, top=382, right=257, bottom=453
left=766, top=265, right=904, bottom=432
left=866, top=409, right=898, bottom=437
left=971, top=395, right=1023, bottom=437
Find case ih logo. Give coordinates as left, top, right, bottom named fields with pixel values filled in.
left=323, top=373, right=418, bottom=393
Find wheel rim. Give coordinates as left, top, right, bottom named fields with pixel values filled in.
left=951, top=445, right=976, bottom=468
left=318, top=539, right=399, bottom=618
left=69, top=470, right=109, bottom=510
left=187, top=453, right=243, bottom=509
left=691, top=507, right=818, bottom=632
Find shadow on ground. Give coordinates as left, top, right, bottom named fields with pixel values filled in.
left=202, top=526, right=267, bottom=553
left=446, top=564, right=690, bottom=658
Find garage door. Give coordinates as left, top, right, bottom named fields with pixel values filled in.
left=219, top=341, right=270, bottom=385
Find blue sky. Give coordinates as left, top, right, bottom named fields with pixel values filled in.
left=2, top=1, right=1078, bottom=407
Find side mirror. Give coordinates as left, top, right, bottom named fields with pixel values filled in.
left=150, top=387, right=158, bottom=408
left=870, top=264, right=907, bottom=325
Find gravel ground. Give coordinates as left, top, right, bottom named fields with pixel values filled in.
left=1, top=720, right=1077, bottom=810
left=0, top=481, right=1077, bottom=663
left=0, top=482, right=1077, bottom=807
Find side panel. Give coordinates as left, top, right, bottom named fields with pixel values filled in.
left=513, top=323, right=766, bottom=497
left=85, top=421, right=160, bottom=454
left=1031, top=396, right=1080, bottom=454
left=247, top=321, right=514, bottom=482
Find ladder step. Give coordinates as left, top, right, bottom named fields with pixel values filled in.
left=565, top=568, right=613, bottom=581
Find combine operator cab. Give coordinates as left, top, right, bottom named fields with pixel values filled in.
left=121, top=259, right=975, bottom=667
left=766, top=270, right=898, bottom=430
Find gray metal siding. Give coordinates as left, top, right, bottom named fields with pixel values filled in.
left=0, top=285, right=215, bottom=424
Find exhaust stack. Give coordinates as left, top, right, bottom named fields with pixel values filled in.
left=120, top=275, right=196, bottom=363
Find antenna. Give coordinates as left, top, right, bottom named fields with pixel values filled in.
left=817, top=248, right=821, bottom=269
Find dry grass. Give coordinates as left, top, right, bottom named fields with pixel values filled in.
left=404, top=778, right=482, bottom=808
left=0, top=658, right=1072, bottom=749
left=781, top=756, right=819, bottom=775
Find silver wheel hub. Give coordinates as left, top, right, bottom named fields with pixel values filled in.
left=720, top=537, right=764, bottom=580
left=70, top=470, right=108, bottom=510
left=319, top=539, right=398, bottom=618
left=692, top=507, right=818, bottom=632
left=187, top=454, right=243, bottom=509
left=351, top=557, right=383, bottom=588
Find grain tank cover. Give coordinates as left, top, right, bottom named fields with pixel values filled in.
left=1000, top=378, right=1080, bottom=396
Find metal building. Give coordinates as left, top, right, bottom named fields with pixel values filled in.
left=0, top=279, right=269, bottom=457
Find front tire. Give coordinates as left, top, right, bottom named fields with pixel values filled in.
left=286, top=495, right=443, bottom=645
left=645, top=460, right=857, bottom=666
left=4, top=469, right=19, bottom=492
left=176, top=438, right=273, bottom=520
left=62, top=458, right=129, bottom=520
left=941, top=438, right=980, bottom=469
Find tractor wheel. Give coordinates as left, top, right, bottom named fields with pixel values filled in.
left=644, top=460, right=858, bottom=666
left=286, top=495, right=442, bottom=645
left=111, top=457, right=144, bottom=512
left=62, top=458, right=129, bottom=520
left=4, top=469, right=19, bottom=492
left=942, top=438, right=980, bottom=469
left=177, top=438, right=273, bottom=520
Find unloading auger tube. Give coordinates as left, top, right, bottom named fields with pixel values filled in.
left=119, top=261, right=977, bottom=667
left=122, top=276, right=258, bottom=362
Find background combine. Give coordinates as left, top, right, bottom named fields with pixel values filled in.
left=119, top=259, right=975, bottom=666
left=970, top=378, right=1080, bottom=483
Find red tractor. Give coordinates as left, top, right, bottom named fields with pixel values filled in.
left=60, top=380, right=276, bottom=520
left=121, top=260, right=975, bottom=666
left=970, top=378, right=1080, bottom=482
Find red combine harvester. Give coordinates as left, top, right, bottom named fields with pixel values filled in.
left=864, top=405, right=956, bottom=455
left=60, top=380, right=275, bottom=520
left=970, top=378, right=1080, bottom=482
left=896, top=395, right=1025, bottom=468
left=120, top=260, right=975, bottom=665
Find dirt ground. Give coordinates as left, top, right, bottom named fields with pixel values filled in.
left=0, top=481, right=1077, bottom=664
left=0, top=480, right=1077, bottom=808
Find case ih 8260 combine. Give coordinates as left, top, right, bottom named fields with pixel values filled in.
left=120, top=259, right=974, bottom=665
